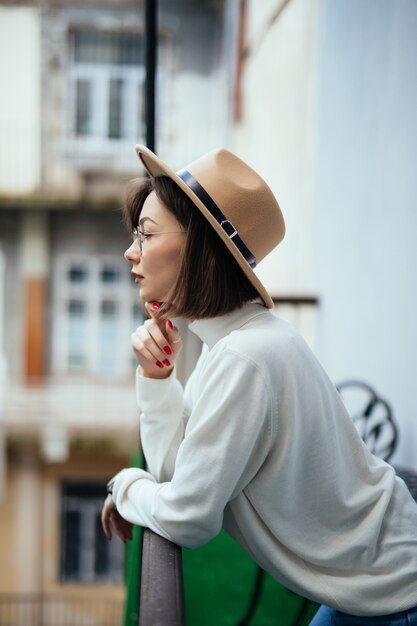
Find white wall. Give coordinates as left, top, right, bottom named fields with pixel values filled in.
left=0, top=248, right=6, bottom=500
left=0, top=7, right=41, bottom=194
left=315, top=0, right=417, bottom=468
left=234, top=0, right=321, bottom=297
left=235, top=0, right=417, bottom=469
left=0, top=248, right=5, bottom=376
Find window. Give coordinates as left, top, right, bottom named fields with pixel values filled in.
left=60, top=481, right=124, bottom=583
left=52, top=255, right=144, bottom=377
left=69, top=29, right=145, bottom=146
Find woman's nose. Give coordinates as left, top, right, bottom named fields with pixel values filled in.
left=124, top=240, right=141, bottom=262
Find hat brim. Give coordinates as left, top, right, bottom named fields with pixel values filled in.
left=136, top=145, right=274, bottom=309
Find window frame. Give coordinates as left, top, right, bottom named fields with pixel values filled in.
left=60, top=480, right=125, bottom=584
left=67, top=28, right=146, bottom=156
left=52, top=253, right=144, bottom=378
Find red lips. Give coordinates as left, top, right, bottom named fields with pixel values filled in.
left=131, top=271, right=144, bottom=284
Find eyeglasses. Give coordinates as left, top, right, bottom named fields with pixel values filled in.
left=132, top=227, right=185, bottom=255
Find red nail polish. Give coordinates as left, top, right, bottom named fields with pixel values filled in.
left=163, top=359, right=171, bottom=367
left=151, top=303, right=160, bottom=310
left=163, top=345, right=172, bottom=355
left=167, top=320, right=173, bottom=329
left=155, top=361, right=163, bottom=368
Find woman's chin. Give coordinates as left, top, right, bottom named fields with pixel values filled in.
left=139, top=287, right=163, bottom=306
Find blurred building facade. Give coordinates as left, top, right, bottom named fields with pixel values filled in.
left=1, top=0, right=417, bottom=621
left=0, top=0, right=231, bottom=619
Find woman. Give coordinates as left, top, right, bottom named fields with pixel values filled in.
left=101, top=145, right=417, bottom=625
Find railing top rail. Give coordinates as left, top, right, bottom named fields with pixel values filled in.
left=139, top=529, right=185, bottom=626
left=273, top=295, right=319, bottom=306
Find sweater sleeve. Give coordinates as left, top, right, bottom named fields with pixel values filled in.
left=136, top=367, right=187, bottom=482
left=112, top=347, right=274, bottom=549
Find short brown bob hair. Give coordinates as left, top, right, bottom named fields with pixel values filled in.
left=123, top=175, right=259, bottom=320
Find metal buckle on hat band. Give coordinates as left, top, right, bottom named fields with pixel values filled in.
left=177, top=169, right=257, bottom=269
left=220, top=220, right=238, bottom=239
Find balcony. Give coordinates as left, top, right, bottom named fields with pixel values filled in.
left=0, top=379, right=139, bottom=472
left=0, top=593, right=123, bottom=626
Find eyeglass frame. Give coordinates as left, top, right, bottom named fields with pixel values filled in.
left=132, top=227, right=186, bottom=255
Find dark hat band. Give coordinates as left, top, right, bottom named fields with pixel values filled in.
left=177, top=168, right=257, bottom=269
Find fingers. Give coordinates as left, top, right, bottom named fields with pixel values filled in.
left=132, top=320, right=173, bottom=368
left=101, top=494, right=116, bottom=541
left=145, top=301, right=163, bottom=322
left=109, top=509, right=133, bottom=544
left=144, top=301, right=168, bottom=336
left=131, top=302, right=183, bottom=375
left=165, top=319, right=182, bottom=354
left=101, top=495, right=133, bottom=544
left=145, top=302, right=182, bottom=355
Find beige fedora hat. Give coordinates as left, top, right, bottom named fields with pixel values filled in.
left=136, top=144, right=285, bottom=309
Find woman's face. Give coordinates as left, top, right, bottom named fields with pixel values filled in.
left=124, top=190, right=186, bottom=304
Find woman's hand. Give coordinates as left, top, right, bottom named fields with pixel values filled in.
left=101, top=494, right=133, bottom=544
left=131, top=302, right=183, bottom=379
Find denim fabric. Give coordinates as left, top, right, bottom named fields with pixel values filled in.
left=309, top=605, right=417, bottom=626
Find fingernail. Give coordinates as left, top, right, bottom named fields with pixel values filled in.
left=163, top=345, right=172, bottom=355
left=155, top=361, right=164, bottom=368
left=151, top=303, right=160, bottom=310
left=167, top=320, right=173, bottom=329
left=163, top=359, right=171, bottom=367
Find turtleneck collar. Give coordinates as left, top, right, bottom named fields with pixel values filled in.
left=188, top=300, right=270, bottom=349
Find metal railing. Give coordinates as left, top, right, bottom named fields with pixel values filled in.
left=139, top=529, right=185, bottom=626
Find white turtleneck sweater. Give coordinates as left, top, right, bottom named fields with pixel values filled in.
left=112, top=302, right=417, bottom=615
